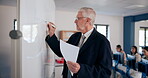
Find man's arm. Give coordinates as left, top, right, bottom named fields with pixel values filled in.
left=45, top=24, right=78, bottom=57
left=45, top=22, right=63, bottom=57
left=45, top=34, right=63, bottom=57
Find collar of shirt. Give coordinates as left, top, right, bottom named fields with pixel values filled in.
left=81, top=27, right=94, bottom=43
left=82, top=27, right=94, bottom=39
left=78, top=27, right=94, bottom=47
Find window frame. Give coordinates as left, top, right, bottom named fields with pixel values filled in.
left=139, top=27, right=148, bottom=47
left=94, top=24, right=109, bottom=38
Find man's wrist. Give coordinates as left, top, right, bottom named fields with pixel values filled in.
left=49, top=33, right=54, bottom=37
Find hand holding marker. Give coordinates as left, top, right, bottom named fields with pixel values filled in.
left=45, top=21, right=56, bottom=28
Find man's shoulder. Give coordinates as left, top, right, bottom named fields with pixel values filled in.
left=71, top=32, right=81, bottom=37
left=95, top=31, right=107, bottom=40
left=93, top=30, right=110, bottom=45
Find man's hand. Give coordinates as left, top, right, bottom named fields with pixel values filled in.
left=67, top=61, right=80, bottom=73
left=47, top=22, right=56, bottom=37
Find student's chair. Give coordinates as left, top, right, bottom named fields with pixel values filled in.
left=138, top=59, right=148, bottom=78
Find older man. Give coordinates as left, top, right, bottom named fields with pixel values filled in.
left=45, top=7, right=112, bottom=78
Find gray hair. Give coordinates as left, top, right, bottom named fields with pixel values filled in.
left=79, top=7, right=96, bottom=25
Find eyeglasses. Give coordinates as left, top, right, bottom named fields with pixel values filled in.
left=75, top=17, right=87, bottom=20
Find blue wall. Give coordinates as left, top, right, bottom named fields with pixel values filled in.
left=124, top=13, right=148, bottom=54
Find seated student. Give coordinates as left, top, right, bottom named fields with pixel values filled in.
left=115, top=45, right=127, bottom=78
left=142, top=47, right=148, bottom=60
left=128, top=46, right=142, bottom=78
left=131, top=46, right=141, bottom=63
left=137, top=47, right=148, bottom=77
left=116, top=45, right=127, bottom=64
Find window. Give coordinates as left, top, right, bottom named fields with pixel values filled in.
left=139, top=27, right=148, bottom=52
left=94, top=24, right=109, bottom=38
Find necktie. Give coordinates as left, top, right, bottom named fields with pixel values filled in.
left=79, top=35, right=86, bottom=48
left=67, top=69, right=72, bottom=78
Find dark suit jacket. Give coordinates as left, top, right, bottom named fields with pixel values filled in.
left=45, top=28, right=112, bottom=78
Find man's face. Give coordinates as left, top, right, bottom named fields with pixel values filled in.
left=75, top=11, right=87, bottom=32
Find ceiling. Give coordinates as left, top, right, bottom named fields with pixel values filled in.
left=0, top=0, right=148, bottom=16
left=55, top=0, right=148, bottom=16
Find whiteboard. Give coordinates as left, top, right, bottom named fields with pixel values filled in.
left=20, top=0, right=55, bottom=78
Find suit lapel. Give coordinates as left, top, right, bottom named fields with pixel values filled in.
left=79, top=28, right=97, bottom=55
left=73, top=32, right=81, bottom=46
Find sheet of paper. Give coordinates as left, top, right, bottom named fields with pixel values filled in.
left=60, top=40, right=80, bottom=76
left=60, top=40, right=79, bottom=62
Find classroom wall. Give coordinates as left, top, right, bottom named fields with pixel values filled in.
left=0, top=5, right=124, bottom=54
left=0, top=5, right=16, bottom=54
left=55, top=10, right=123, bottom=52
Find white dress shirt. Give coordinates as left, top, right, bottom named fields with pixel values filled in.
left=78, top=28, right=94, bottom=47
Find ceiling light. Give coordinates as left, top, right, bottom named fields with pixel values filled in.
left=125, top=5, right=145, bottom=9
